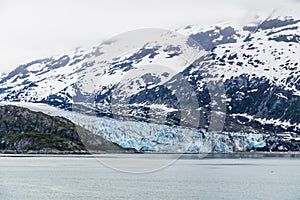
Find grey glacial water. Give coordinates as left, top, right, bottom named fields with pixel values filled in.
left=0, top=154, right=300, bottom=200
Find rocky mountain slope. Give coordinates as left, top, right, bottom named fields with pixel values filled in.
left=0, top=105, right=126, bottom=153
left=0, top=6, right=300, bottom=152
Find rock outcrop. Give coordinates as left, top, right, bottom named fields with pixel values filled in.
left=0, top=105, right=129, bottom=153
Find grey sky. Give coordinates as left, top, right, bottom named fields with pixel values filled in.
left=0, top=0, right=297, bottom=73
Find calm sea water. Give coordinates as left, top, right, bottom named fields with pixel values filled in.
left=0, top=154, right=300, bottom=200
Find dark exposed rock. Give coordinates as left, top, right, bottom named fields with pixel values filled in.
left=0, top=105, right=130, bottom=153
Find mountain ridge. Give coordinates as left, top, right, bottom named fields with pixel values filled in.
left=1, top=6, right=300, bottom=152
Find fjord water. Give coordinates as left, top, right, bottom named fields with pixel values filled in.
left=0, top=154, right=300, bottom=200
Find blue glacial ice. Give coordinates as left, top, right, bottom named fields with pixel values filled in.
left=73, top=114, right=267, bottom=153
left=7, top=103, right=268, bottom=153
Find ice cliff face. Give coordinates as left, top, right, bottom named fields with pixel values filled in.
left=5, top=102, right=299, bottom=153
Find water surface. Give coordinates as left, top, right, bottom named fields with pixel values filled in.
left=0, top=154, right=299, bottom=200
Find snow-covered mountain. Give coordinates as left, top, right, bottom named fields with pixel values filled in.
left=1, top=6, right=300, bottom=152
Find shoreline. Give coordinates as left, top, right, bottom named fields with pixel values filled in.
left=1, top=151, right=300, bottom=158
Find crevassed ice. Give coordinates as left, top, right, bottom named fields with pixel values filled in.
left=4, top=102, right=267, bottom=153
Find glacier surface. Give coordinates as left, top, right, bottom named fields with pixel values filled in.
left=1, top=102, right=267, bottom=153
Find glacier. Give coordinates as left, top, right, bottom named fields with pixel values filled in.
left=1, top=102, right=267, bottom=153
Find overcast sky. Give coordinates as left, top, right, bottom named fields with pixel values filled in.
left=0, top=0, right=297, bottom=73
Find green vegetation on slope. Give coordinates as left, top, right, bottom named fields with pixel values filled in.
left=0, top=105, right=129, bottom=153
